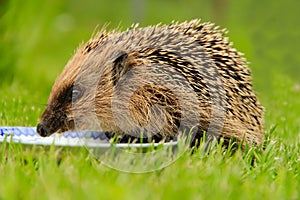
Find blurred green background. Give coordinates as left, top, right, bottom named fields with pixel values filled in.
left=1, top=0, right=300, bottom=141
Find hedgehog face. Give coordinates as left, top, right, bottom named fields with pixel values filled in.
left=36, top=44, right=125, bottom=137
left=37, top=84, right=77, bottom=136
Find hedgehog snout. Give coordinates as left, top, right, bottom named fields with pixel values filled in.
left=37, top=123, right=51, bottom=137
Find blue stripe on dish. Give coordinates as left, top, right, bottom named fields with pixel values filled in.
left=0, top=126, right=178, bottom=148
left=0, top=127, right=106, bottom=138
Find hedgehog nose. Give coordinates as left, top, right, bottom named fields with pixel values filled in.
left=37, top=123, right=49, bottom=137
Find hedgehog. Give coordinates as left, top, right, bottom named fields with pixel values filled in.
left=37, top=19, right=264, bottom=147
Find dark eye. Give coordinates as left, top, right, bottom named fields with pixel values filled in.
left=72, top=86, right=84, bottom=101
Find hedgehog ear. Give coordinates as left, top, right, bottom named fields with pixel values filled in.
left=112, top=51, right=134, bottom=86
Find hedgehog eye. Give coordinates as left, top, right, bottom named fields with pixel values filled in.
left=72, top=86, right=84, bottom=101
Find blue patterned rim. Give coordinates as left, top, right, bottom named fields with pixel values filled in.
left=0, top=127, right=177, bottom=148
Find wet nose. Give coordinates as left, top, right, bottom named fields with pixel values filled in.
left=37, top=123, right=49, bottom=137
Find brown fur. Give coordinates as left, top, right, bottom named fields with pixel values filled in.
left=37, top=19, right=264, bottom=146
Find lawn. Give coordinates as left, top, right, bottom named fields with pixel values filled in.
left=0, top=0, right=299, bottom=199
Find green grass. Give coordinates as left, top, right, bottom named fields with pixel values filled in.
left=1, top=0, right=300, bottom=199
left=0, top=131, right=299, bottom=200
